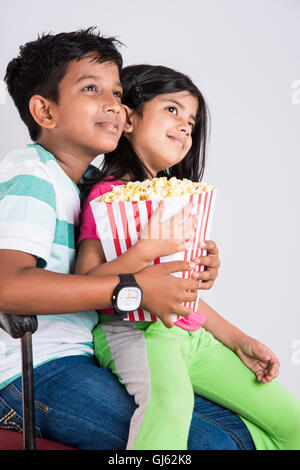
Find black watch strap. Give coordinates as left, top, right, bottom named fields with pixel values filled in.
left=117, top=273, right=138, bottom=285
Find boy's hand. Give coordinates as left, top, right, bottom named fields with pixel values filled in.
left=191, top=240, right=221, bottom=290
left=135, top=260, right=199, bottom=328
left=234, top=336, right=280, bottom=383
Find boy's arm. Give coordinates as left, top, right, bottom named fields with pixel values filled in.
left=0, top=249, right=119, bottom=314
left=0, top=249, right=199, bottom=328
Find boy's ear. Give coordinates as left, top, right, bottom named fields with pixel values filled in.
left=29, top=95, right=57, bottom=130
left=122, top=105, right=135, bottom=135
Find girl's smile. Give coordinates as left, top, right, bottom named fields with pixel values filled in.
left=167, top=134, right=185, bottom=149
left=124, top=91, right=198, bottom=177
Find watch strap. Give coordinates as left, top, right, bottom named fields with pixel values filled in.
left=113, top=309, right=128, bottom=319
left=117, top=273, right=139, bottom=286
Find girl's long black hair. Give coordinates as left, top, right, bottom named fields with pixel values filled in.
left=80, top=64, right=210, bottom=199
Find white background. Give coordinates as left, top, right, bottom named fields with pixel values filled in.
left=0, top=0, right=299, bottom=399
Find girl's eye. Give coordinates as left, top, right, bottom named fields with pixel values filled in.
left=188, top=122, right=195, bottom=130
left=166, top=106, right=178, bottom=115
left=82, top=85, right=97, bottom=92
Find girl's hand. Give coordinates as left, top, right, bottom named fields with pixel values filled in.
left=234, top=336, right=280, bottom=383
left=191, top=240, right=220, bottom=290
left=139, top=201, right=196, bottom=261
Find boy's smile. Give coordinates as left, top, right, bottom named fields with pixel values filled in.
left=36, top=54, right=126, bottom=183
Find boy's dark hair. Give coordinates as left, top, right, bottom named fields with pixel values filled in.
left=81, top=64, right=210, bottom=198
left=4, top=27, right=123, bottom=141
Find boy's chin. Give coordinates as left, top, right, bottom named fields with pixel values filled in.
left=88, top=143, right=118, bottom=158
left=92, top=138, right=119, bottom=156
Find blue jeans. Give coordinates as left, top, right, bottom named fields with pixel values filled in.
left=0, top=355, right=255, bottom=450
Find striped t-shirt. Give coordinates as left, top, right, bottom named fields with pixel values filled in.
left=0, top=144, right=98, bottom=389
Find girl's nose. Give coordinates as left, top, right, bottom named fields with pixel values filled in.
left=177, top=119, right=191, bottom=136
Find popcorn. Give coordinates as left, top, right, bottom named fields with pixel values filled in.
left=91, top=177, right=217, bottom=324
left=98, top=177, right=213, bottom=202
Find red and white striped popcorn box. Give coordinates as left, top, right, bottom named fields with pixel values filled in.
left=90, top=188, right=217, bottom=324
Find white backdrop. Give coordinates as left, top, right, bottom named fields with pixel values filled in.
left=1, top=0, right=299, bottom=399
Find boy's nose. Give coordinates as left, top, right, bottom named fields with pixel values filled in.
left=102, top=97, right=121, bottom=114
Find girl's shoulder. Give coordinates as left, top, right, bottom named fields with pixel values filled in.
left=86, top=178, right=124, bottom=201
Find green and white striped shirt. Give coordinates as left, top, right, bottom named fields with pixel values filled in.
left=0, top=144, right=98, bottom=389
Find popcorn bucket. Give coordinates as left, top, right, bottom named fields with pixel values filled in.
left=91, top=189, right=217, bottom=324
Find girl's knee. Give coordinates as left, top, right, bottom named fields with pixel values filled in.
left=273, top=404, right=300, bottom=449
left=287, top=409, right=300, bottom=448
left=150, top=382, right=194, bottom=418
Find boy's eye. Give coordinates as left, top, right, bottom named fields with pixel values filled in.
left=113, top=90, right=123, bottom=99
left=82, top=84, right=98, bottom=92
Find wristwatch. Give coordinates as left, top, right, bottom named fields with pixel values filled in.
left=112, top=274, right=143, bottom=318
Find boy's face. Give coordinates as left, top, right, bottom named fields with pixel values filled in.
left=46, top=54, right=126, bottom=158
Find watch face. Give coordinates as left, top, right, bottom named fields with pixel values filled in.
left=117, top=287, right=142, bottom=311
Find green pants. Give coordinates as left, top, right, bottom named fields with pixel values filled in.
left=93, top=317, right=300, bottom=450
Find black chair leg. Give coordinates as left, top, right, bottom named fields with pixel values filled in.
left=21, top=331, right=36, bottom=450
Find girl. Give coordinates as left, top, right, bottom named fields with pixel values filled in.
left=76, top=65, right=300, bottom=450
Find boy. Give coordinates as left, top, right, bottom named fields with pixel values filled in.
left=0, top=28, right=253, bottom=450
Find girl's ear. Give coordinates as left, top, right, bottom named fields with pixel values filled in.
left=123, top=105, right=134, bottom=135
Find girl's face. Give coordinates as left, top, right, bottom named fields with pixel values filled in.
left=124, top=91, right=198, bottom=176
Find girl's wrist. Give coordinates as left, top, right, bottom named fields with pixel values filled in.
left=232, top=332, right=251, bottom=353
left=214, top=322, right=249, bottom=352
left=135, top=238, right=157, bottom=265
